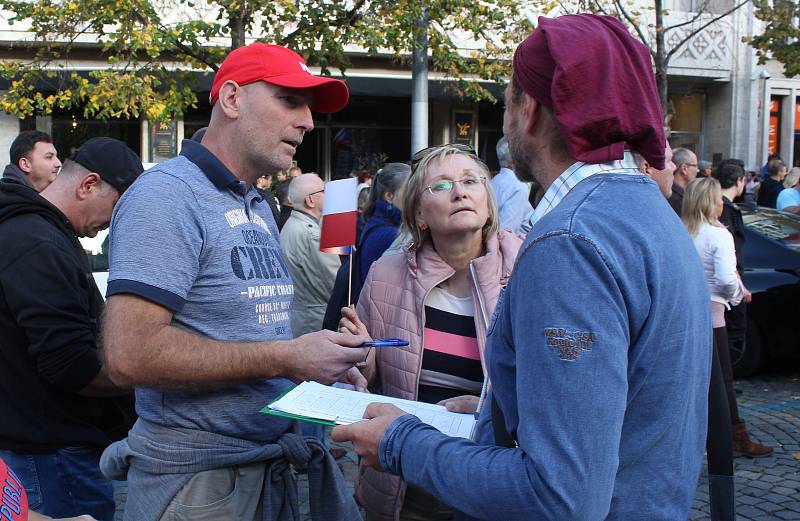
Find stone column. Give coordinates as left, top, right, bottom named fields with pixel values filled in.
left=0, top=100, right=21, bottom=167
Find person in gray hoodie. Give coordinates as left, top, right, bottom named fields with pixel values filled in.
left=3, top=130, right=62, bottom=192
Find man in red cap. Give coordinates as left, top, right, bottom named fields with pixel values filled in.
left=333, top=14, right=712, bottom=520
left=100, top=44, right=366, bottom=520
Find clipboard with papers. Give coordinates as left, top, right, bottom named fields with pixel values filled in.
left=261, top=381, right=476, bottom=438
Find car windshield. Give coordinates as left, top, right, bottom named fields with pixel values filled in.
left=739, top=206, right=800, bottom=253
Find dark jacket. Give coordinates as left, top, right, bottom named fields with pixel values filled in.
left=668, top=181, right=684, bottom=216
left=0, top=180, right=133, bottom=453
left=757, top=177, right=783, bottom=209
left=2, top=163, right=34, bottom=190
left=720, top=195, right=746, bottom=274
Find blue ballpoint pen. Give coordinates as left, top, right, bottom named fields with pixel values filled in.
left=361, top=338, right=409, bottom=348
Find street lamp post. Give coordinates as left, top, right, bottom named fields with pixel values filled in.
left=411, top=5, right=429, bottom=156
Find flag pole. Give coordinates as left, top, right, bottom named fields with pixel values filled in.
left=347, top=249, right=354, bottom=306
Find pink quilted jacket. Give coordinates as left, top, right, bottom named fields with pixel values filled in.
left=353, top=230, right=522, bottom=521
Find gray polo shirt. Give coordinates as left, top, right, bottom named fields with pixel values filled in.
left=107, top=139, right=295, bottom=442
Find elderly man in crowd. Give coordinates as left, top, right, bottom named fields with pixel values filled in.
left=333, top=14, right=711, bottom=521
left=492, top=136, right=533, bottom=234
left=100, top=43, right=367, bottom=521
left=280, top=173, right=341, bottom=337
left=668, top=147, right=699, bottom=215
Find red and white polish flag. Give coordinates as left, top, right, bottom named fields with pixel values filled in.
left=320, top=177, right=358, bottom=254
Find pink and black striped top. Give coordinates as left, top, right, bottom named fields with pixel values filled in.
left=418, top=287, right=483, bottom=404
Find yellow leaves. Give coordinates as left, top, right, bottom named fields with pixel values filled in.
left=145, top=101, right=166, bottom=121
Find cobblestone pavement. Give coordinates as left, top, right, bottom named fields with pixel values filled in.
left=690, top=371, right=800, bottom=521
left=297, top=371, right=800, bottom=521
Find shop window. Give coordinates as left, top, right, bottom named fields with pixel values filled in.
left=183, top=99, right=212, bottom=143
left=478, top=100, right=504, bottom=171
left=331, top=97, right=411, bottom=127
left=50, top=107, right=141, bottom=160
left=669, top=93, right=703, bottom=156
left=670, top=93, right=703, bottom=133
left=329, top=127, right=410, bottom=180
left=668, top=135, right=700, bottom=154
left=294, top=128, right=323, bottom=175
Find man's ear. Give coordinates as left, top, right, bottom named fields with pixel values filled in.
left=17, top=156, right=31, bottom=174
left=304, top=194, right=314, bottom=209
left=522, top=95, right=540, bottom=136
left=217, top=80, right=242, bottom=119
left=640, top=159, right=650, bottom=174
left=77, top=173, right=102, bottom=200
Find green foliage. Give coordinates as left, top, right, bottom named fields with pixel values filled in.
left=748, top=0, right=800, bottom=77
left=0, top=0, right=529, bottom=123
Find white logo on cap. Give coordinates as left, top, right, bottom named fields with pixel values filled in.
left=299, top=62, right=311, bottom=74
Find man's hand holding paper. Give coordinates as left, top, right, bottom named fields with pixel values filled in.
left=331, top=403, right=405, bottom=470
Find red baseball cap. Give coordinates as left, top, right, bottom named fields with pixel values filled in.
left=209, top=43, right=349, bottom=113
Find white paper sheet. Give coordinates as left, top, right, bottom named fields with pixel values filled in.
left=269, top=381, right=476, bottom=438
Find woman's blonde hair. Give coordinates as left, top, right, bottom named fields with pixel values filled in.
left=400, top=145, right=500, bottom=250
left=783, top=167, right=800, bottom=189
left=682, top=177, right=723, bottom=236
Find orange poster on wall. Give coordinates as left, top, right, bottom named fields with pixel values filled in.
left=795, top=99, right=800, bottom=130
left=769, top=98, right=781, bottom=155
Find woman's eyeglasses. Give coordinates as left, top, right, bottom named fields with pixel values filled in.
left=411, top=143, right=477, bottom=170
left=425, top=175, right=486, bottom=195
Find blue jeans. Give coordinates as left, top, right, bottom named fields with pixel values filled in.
left=0, top=447, right=115, bottom=521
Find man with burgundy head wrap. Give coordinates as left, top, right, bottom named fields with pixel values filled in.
left=332, top=14, right=711, bottom=520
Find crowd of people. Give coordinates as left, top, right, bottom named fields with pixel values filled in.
left=0, top=12, right=786, bottom=521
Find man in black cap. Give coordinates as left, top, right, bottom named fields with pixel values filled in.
left=0, top=137, right=143, bottom=520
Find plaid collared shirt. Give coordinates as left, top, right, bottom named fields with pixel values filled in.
left=527, top=152, right=641, bottom=229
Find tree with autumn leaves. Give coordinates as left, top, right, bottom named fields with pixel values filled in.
left=0, top=0, right=526, bottom=124
left=748, top=0, right=799, bottom=78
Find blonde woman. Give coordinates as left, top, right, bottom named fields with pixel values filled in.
left=687, top=179, right=774, bottom=463
left=339, top=145, right=522, bottom=521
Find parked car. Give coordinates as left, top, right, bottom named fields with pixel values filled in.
left=733, top=206, right=800, bottom=376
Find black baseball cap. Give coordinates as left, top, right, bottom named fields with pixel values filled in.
left=71, top=137, right=143, bottom=195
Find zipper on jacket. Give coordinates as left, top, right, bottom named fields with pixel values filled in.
left=468, top=261, right=491, bottom=437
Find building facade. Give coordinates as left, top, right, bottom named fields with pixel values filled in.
left=1, top=1, right=798, bottom=176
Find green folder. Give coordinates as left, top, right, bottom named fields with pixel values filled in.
left=259, top=386, right=338, bottom=427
